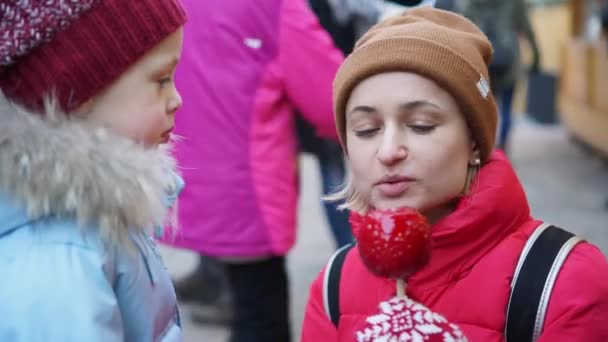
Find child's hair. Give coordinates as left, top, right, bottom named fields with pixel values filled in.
left=0, top=0, right=187, bottom=113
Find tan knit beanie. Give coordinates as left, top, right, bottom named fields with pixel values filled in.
left=333, top=7, right=497, bottom=163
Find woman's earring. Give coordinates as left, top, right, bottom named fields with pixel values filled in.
left=469, top=150, right=481, bottom=166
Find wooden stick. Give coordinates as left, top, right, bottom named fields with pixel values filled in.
left=396, top=278, right=406, bottom=298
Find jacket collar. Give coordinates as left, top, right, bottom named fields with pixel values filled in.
left=409, top=151, right=531, bottom=291
left=0, top=98, right=181, bottom=243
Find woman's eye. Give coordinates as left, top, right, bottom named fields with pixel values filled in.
left=409, top=125, right=436, bottom=134
left=354, top=128, right=379, bottom=137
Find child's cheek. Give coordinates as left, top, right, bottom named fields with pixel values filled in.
left=137, top=109, right=168, bottom=146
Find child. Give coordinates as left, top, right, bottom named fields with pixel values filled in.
left=0, top=1, right=186, bottom=341
left=302, top=7, right=608, bottom=341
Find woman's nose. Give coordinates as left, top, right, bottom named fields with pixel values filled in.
left=376, top=128, right=407, bottom=165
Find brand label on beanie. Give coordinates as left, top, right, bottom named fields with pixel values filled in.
left=476, top=75, right=490, bottom=99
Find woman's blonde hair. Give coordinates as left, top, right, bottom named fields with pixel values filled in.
left=323, top=170, right=368, bottom=213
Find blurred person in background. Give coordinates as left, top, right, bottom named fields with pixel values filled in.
left=174, top=254, right=233, bottom=325
left=602, top=0, right=608, bottom=42
left=163, top=0, right=343, bottom=341
left=0, top=0, right=186, bottom=340
left=601, top=0, right=608, bottom=211
left=294, top=113, right=353, bottom=248
left=435, top=0, right=458, bottom=11
left=326, top=0, right=437, bottom=40
left=296, top=0, right=362, bottom=250
left=462, top=0, right=540, bottom=153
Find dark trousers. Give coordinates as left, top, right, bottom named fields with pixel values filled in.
left=497, top=84, right=516, bottom=150
left=318, top=147, right=354, bottom=248
left=295, top=114, right=353, bottom=249
left=196, top=255, right=230, bottom=303
left=225, top=256, right=291, bottom=342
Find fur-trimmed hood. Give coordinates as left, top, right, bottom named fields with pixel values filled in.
left=0, top=98, right=181, bottom=243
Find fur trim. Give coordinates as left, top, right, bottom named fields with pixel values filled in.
left=0, top=98, right=178, bottom=243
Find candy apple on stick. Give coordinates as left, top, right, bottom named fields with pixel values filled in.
left=349, top=207, right=431, bottom=297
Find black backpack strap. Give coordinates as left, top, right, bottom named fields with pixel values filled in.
left=323, top=243, right=355, bottom=327
left=505, top=223, right=583, bottom=342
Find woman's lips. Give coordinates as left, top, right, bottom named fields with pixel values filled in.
left=376, top=180, right=413, bottom=197
left=375, top=175, right=415, bottom=197
left=160, top=127, right=173, bottom=144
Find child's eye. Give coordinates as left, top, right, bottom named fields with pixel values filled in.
left=158, top=77, right=172, bottom=87
left=354, top=128, right=379, bottom=137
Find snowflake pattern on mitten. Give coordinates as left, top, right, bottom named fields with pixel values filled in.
left=356, top=296, right=468, bottom=342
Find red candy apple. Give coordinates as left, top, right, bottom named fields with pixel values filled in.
left=350, top=207, right=431, bottom=280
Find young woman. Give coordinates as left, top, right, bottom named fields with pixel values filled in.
left=302, top=7, right=608, bottom=341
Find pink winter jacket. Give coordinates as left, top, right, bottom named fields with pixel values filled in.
left=166, top=0, right=343, bottom=257
left=302, top=151, right=608, bottom=341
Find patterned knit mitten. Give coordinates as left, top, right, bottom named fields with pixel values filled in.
left=355, top=296, right=467, bottom=342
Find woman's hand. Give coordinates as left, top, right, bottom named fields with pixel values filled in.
left=356, top=296, right=467, bottom=342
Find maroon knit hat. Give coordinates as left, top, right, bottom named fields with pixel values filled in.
left=0, top=0, right=187, bottom=112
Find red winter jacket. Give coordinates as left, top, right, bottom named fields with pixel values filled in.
left=302, top=151, right=608, bottom=341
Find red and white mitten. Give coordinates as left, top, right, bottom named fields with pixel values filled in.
left=356, top=296, right=467, bottom=342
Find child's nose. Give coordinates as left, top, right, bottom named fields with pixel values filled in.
left=167, top=89, right=182, bottom=114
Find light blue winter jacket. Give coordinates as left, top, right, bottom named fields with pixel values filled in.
left=0, top=102, right=184, bottom=341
